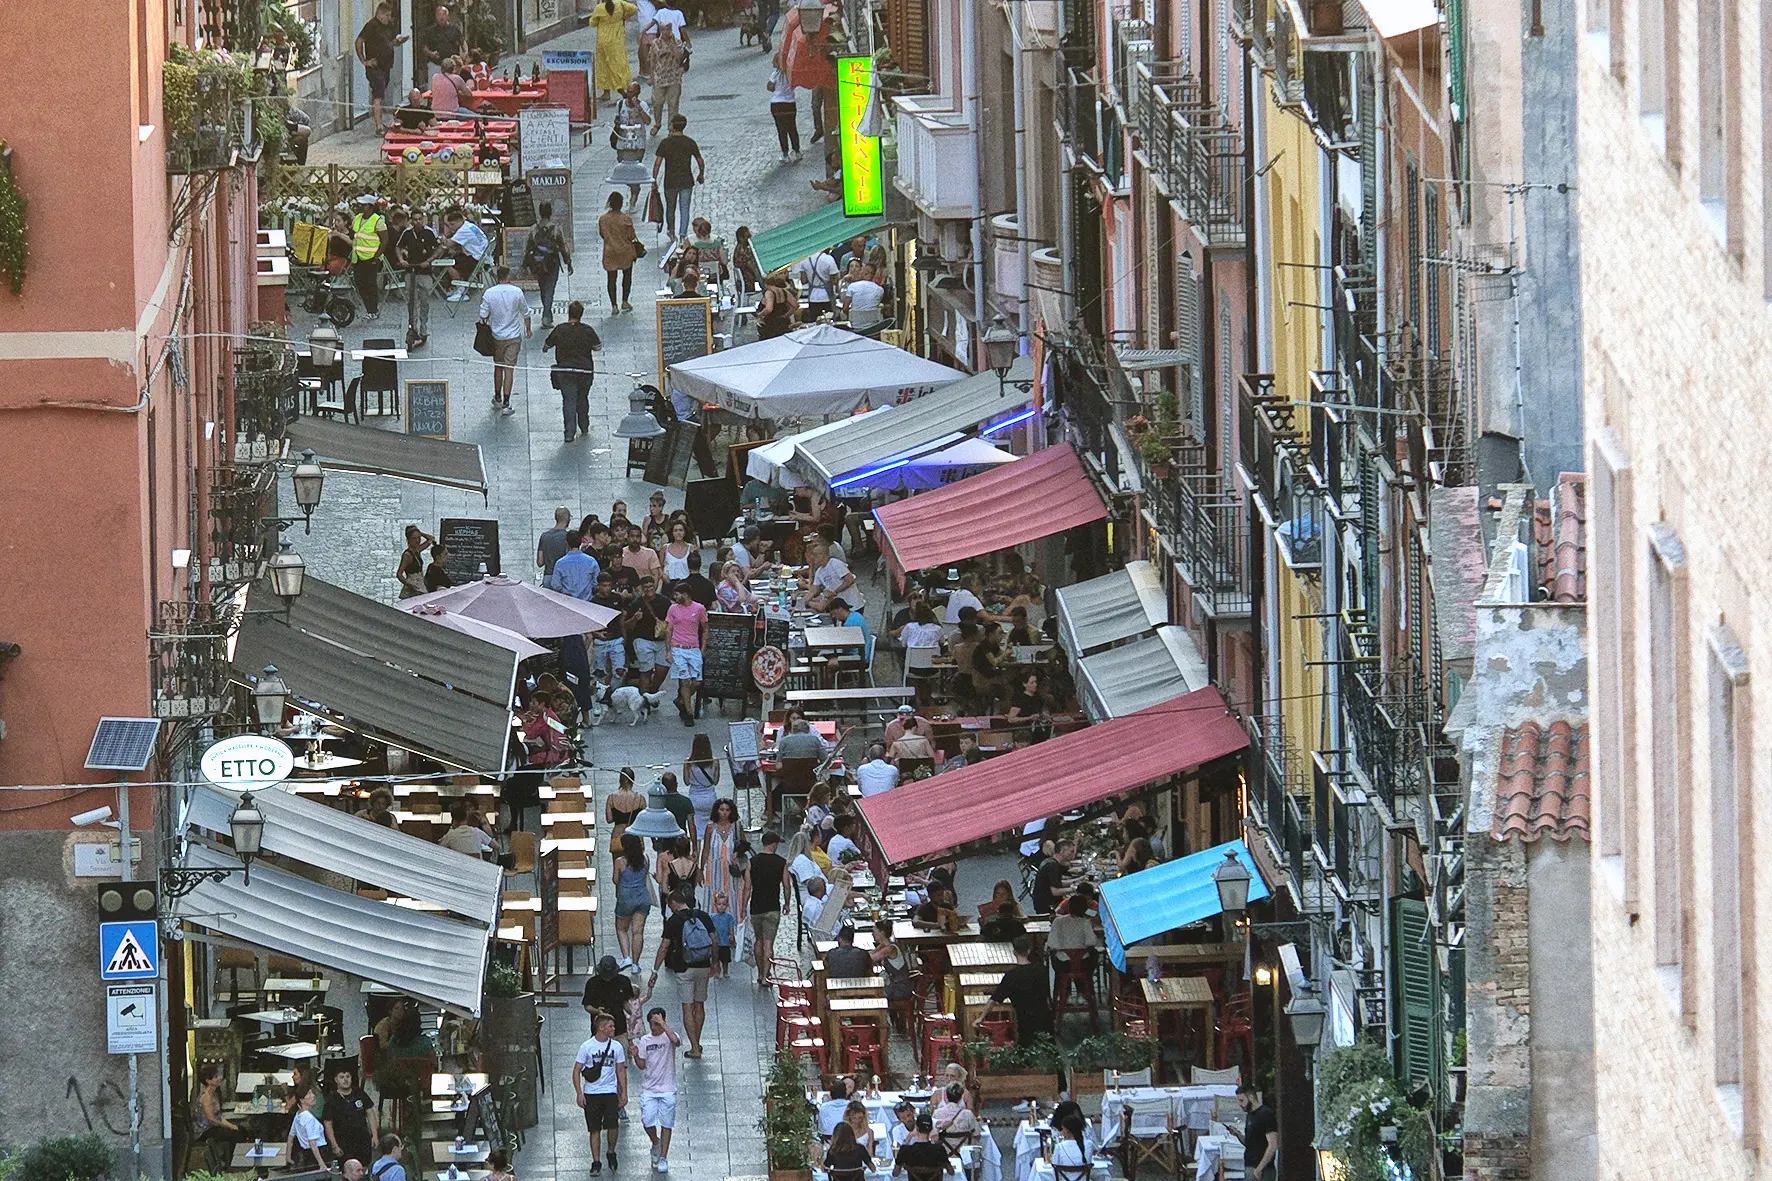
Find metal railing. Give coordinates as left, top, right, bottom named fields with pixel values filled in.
left=1059, top=68, right=1102, bottom=171
left=1247, top=714, right=1311, bottom=894
left=1131, top=62, right=1248, bottom=245
left=1175, top=462, right=1252, bottom=617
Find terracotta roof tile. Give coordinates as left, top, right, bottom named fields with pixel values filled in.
left=1533, top=473, right=1587, bottom=603
left=1492, top=719, right=1591, bottom=842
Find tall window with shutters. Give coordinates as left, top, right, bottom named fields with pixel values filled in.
left=1177, top=253, right=1204, bottom=438
left=1404, top=161, right=1422, bottom=351
left=1706, top=624, right=1755, bottom=1140
left=1590, top=427, right=1637, bottom=906
left=1218, top=307, right=1233, bottom=478
left=1393, top=897, right=1443, bottom=1096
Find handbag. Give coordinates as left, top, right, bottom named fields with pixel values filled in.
left=634, top=236, right=647, bottom=259
left=472, top=321, right=496, bottom=356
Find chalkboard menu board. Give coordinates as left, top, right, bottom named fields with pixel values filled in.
left=440, top=518, right=501, bottom=583
left=406, top=379, right=449, bottom=438
left=506, top=178, right=536, bottom=228
left=702, top=611, right=755, bottom=701
left=656, top=297, right=713, bottom=393
left=538, top=848, right=559, bottom=956
left=643, top=420, right=699, bottom=488
left=762, top=608, right=791, bottom=654
left=471, top=1086, right=502, bottom=1155
left=685, top=476, right=740, bottom=544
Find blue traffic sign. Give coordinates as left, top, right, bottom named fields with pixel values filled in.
left=100, top=921, right=159, bottom=980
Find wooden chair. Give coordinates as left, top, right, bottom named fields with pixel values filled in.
left=268, top=955, right=307, bottom=977
left=507, top=830, right=537, bottom=874
left=1118, top=1096, right=1181, bottom=1181
left=547, top=818, right=587, bottom=838
left=903, top=645, right=940, bottom=702
left=559, top=910, right=594, bottom=974
left=547, top=793, right=586, bottom=812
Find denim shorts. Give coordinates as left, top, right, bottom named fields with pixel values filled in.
left=633, top=638, right=663, bottom=671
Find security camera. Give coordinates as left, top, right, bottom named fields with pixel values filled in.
left=72, top=805, right=115, bottom=827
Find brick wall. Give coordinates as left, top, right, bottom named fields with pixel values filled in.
left=1465, top=833, right=1531, bottom=1180
left=1580, top=9, right=1772, bottom=1177
left=1464, top=1131, right=1531, bottom=1181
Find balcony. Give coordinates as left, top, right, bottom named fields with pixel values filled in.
left=1236, top=373, right=1293, bottom=507
left=1247, top=714, right=1311, bottom=895
left=234, top=332, right=300, bottom=446
left=150, top=601, right=234, bottom=720
left=1174, top=453, right=1252, bottom=619
left=1388, top=352, right=1469, bottom=486
left=206, top=462, right=278, bottom=603
left=1131, top=63, right=1247, bottom=246
left=1059, top=68, right=1102, bottom=174
left=164, top=47, right=251, bottom=174
left=1112, top=19, right=1154, bottom=117
left=892, top=94, right=977, bottom=220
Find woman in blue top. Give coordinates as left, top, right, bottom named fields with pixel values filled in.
left=615, top=833, right=653, bottom=970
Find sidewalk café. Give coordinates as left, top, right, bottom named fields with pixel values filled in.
left=668, top=324, right=967, bottom=420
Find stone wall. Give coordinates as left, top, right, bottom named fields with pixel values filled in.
left=1464, top=834, right=1531, bottom=1181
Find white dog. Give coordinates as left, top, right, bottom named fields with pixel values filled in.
left=588, top=673, right=664, bottom=726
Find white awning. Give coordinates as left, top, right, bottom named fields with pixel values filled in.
left=185, top=783, right=503, bottom=926
left=171, top=845, right=491, bottom=1015
left=1358, top=0, right=1439, bottom=38
left=1053, top=561, right=1169, bottom=655
left=1077, top=626, right=1211, bottom=721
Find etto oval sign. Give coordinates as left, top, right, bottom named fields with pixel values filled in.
left=200, top=735, right=295, bottom=789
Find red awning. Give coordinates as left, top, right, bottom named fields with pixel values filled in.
left=873, top=444, right=1109, bottom=577
left=857, top=687, right=1250, bottom=866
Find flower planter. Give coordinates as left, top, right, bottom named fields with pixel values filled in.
left=975, top=1071, right=1062, bottom=1101
left=769, top=1169, right=814, bottom=1181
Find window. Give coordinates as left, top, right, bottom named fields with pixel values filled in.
left=1404, top=161, right=1422, bottom=346
left=1591, top=427, right=1637, bottom=905
left=1646, top=523, right=1691, bottom=1017
left=1424, top=185, right=1443, bottom=357
left=1705, top=622, right=1753, bottom=1133
left=1695, top=0, right=1738, bottom=250
left=1639, top=0, right=1676, bottom=160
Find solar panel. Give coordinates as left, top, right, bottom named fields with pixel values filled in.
left=84, top=718, right=163, bottom=772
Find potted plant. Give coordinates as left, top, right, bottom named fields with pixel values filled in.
left=1137, top=429, right=1174, bottom=479
left=16, top=1135, right=114, bottom=1181
left=964, top=1034, right=1065, bottom=1100
left=759, top=1048, right=817, bottom=1181
left=1064, top=1031, right=1161, bottom=1095
left=480, top=960, right=539, bottom=1129
left=1315, top=1038, right=1436, bottom=1181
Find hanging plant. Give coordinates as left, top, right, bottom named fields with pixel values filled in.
left=1315, top=1039, right=1436, bottom=1181
left=0, top=143, right=26, bottom=296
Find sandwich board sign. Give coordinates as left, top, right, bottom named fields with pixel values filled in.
left=100, top=921, right=159, bottom=980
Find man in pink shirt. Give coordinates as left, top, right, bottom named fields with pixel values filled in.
left=664, top=583, right=708, bottom=725
left=633, top=1006, right=682, bottom=1172
left=621, top=534, right=664, bottom=583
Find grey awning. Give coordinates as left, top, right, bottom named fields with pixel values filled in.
left=1077, top=626, right=1210, bottom=721
left=786, top=356, right=1036, bottom=493
left=1053, top=560, right=1169, bottom=655
left=171, top=844, right=490, bottom=1015
left=234, top=579, right=516, bottom=773
left=1113, top=346, right=1188, bottom=372
left=185, top=783, right=502, bottom=926
left=287, top=418, right=489, bottom=496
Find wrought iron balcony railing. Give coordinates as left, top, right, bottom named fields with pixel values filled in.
left=149, top=600, right=234, bottom=720
left=1131, top=62, right=1247, bottom=246
left=1174, top=458, right=1252, bottom=618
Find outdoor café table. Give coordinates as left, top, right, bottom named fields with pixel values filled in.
left=433, top=1172, right=492, bottom=1181
left=235, top=1071, right=294, bottom=1094
left=431, top=1141, right=492, bottom=1164
left=945, top=941, right=1020, bottom=969
left=432, top=1072, right=490, bottom=1098
left=1192, top=1133, right=1243, bottom=1181
left=539, top=836, right=597, bottom=857
left=824, top=975, right=886, bottom=994
left=257, top=1041, right=322, bottom=1062
left=816, top=929, right=877, bottom=956
left=1095, top=1085, right=1242, bottom=1145
left=893, top=918, right=981, bottom=946
left=233, top=1142, right=287, bottom=1177
left=239, top=1007, right=304, bottom=1027
left=826, top=994, right=890, bottom=1048
left=817, top=1090, right=916, bottom=1133
left=804, top=626, right=865, bottom=652
left=539, top=811, right=599, bottom=830
left=1140, top=976, right=1216, bottom=1066
left=263, top=977, right=328, bottom=993
left=784, top=686, right=917, bottom=706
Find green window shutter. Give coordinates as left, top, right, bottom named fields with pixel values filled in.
left=1393, top=897, right=1438, bottom=1089
left=1446, top=0, right=1468, bottom=122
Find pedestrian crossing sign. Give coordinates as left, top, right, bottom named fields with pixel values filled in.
left=99, top=920, right=159, bottom=980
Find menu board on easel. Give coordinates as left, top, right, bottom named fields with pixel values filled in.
left=702, top=611, right=755, bottom=701
left=656, top=297, right=713, bottom=394
left=502, top=227, right=539, bottom=291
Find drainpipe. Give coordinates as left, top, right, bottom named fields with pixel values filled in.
left=964, top=0, right=987, bottom=357
left=1012, top=11, right=1031, bottom=337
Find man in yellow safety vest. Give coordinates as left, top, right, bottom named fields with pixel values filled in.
left=350, top=193, right=388, bottom=320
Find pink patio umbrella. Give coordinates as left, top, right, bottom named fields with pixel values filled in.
left=403, top=603, right=554, bottom=659
left=402, top=574, right=619, bottom=639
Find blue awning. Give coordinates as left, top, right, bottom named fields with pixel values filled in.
left=1098, top=839, right=1270, bottom=971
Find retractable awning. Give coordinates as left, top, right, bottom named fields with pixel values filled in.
left=171, top=845, right=491, bottom=1014
left=748, top=409, right=892, bottom=487
left=786, top=358, right=1037, bottom=493
left=1357, top=0, right=1439, bottom=37
left=233, top=579, right=517, bottom=773
left=287, top=418, right=489, bottom=497
left=185, top=783, right=503, bottom=926
left=855, top=687, right=1248, bottom=866
left=873, top=443, right=1108, bottom=581
left=1053, top=560, right=1168, bottom=656
left=1098, top=839, right=1270, bottom=971
left=751, top=203, right=891, bottom=275
left=1077, top=627, right=1211, bottom=720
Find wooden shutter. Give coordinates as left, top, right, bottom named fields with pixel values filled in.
left=1404, top=161, right=1422, bottom=348
left=1176, top=253, right=1204, bottom=435
left=885, top=0, right=928, bottom=89
left=1392, top=896, right=1440, bottom=1089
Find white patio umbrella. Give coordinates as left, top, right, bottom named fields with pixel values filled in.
left=401, top=574, right=620, bottom=639
left=669, top=324, right=967, bottom=419
left=403, top=603, right=553, bottom=659
left=833, top=435, right=1018, bottom=492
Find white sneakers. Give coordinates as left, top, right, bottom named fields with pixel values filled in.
left=616, top=956, right=634, bottom=970
left=655, top=1158, right=670, bottom=1173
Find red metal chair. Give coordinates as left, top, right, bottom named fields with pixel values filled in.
left=1215, top=995, right=1254, bottom=1074
left=1052, top=949, right=1101, bottom=1031
left=974, top=1012, right=1016, bottom=1047
left=788, top=1028, right=829, bottom=1075
left=840, top=1019, right=886, bottom=1077
left=921, top=1014, right=962, bottom=1076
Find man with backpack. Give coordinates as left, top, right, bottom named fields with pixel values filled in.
left=369, top=1133, right=407, bottom=1181
left=524, top=200, right=572, bottom=328
left=572, top=1010, right=629, bottom=1175
left=648, top=887, right=715, bottom=1058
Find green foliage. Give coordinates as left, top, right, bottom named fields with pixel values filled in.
left=963, top=1034, right=1064, bottom=1074
left=1136, top=429, right=1172, bottom=465
left=164, top=45, right=253, bottom=138
left=1316, top=1038, right=1435, bottom=1181
left=758, top=1049, right=815, bottom=1170
left=0, top=145, right=26, bottom=296
left=0, top=1146, right=23, bottom=1181
left=1153, top=388, right=1180, bottom=431
left=19, top=1135, right=115, bottom=1181
left=486, top=960, right=523, bottom=998
left=1066, top=1031, right=1160, bottom=1072
left=261, top=0, right=317, bottom=68
left=462, top=0, right=505, bottom=62
left=183, top=1171, right=256, bottom=1181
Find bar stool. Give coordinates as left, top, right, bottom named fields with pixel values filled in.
left=840, top=1019, right=885, bottom=1077
left=1052, top=949, right=1100, bottom=1031
left=973, top=1013, right=1015, bottom=1047
left=921, top=1014, right=962, bottom=1076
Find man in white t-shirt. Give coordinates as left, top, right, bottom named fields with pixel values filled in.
left=633, top=1006, right=682, bottom=1172
left=844, top=275, right=886, bottom=330
left=438, top=802, right=494, bottom=859
left=794, top=250, right=839, bottom=320
left=943, top=576, right=984, bottom=623
left=854, top=744, right=899, bottom=797
left=648, top=3, right=688, bottom=38
left=478, top=265, right=532, bottom=415
left=826, top=814, right=862, bottom=866
left=572, top=1011, right=629, bottom=1175
left=801, top=875, right=829, bottom=926
left=286, top=1086, right=333, bottom=1171
left=804, top=540, right=861, bottom=613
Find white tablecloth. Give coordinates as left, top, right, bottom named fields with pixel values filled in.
left=1014, top=1121, right=1101, bottom=1181
left=1096, top=1085, right=1242, bottom=1145
left=1193, top=1134, right=1243, bottom=1180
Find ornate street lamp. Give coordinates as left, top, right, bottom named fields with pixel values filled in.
left=265, top=539, right=306, bottom=603
left=160, top=792, right=268, bottom=897
left=291, top=449, right=325, bottom=531
left=250, top=665, right=289, bottom=730
left=1284, top=980, right=1327, bottom=1050
left=1212, top=848, right=1252, bottom=925
left=624, top=786, right=686, bottom=839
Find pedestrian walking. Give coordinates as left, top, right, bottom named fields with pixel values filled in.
left=421, top=5, right=464, bottom=81
left=354, top=2, right=409, bottom=134
left=589, top=0, right=639, bottom=98
left=682, top=733, right=721, bottom=836
left=611, top=85, right=654, bottom=208
left=649, top=888, right=716, bottom=1057
left=664, top=583, right=707, bottom=725
left=599, top=192, right=642, bottom=313
left=745, top=831, right=790, bottom=985
left=370, top=1134, right=407, bottom=1181
left=613, top=832, right=653, bottom=969
left=767, top=59, right=800, bottom=162
left=391, top=207, right=439, bottom=348
left=649, top=29, right=691, bottom=144
left=286, top=1087, right=333, bottom=1171
left=349, top=195, right=388, bottom=320
left=537, top=506, right=573, bottom=576
left=651, top=115, right=705, bottom=243
left=633, top=1006, right=682, bottom=1172
left=545, top=300, right=602, bottom=442
left=525, top=202, right=572, bottom=328
left=572, top=1010, right=629, bottom=1175
left=478, top=266, right=532, bottom=414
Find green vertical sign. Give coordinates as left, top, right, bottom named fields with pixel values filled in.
left=838, top=56, right=884, bottom=217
